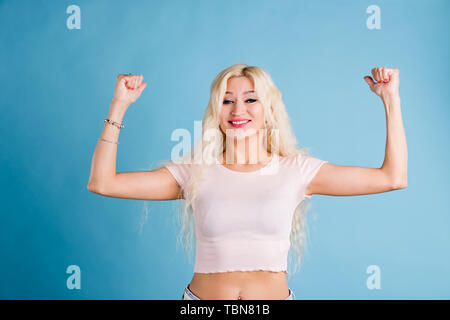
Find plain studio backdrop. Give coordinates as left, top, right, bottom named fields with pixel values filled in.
left=0, top=0, right=449, bottom=299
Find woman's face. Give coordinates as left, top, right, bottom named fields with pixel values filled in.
left=219, top=76, right=265, bottom=139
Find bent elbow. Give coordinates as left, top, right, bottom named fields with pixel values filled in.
left=87, top=182, right=105, bottom=194
left=392, top=180, right=407, bottom=190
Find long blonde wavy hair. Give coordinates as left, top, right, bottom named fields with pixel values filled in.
left=142, top=63, right=319, bottom=279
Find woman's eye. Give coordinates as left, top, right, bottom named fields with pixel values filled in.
left=223, top=99, right=257, bottom=104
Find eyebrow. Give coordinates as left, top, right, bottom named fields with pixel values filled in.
left=225, top=90, right=255, bottom=94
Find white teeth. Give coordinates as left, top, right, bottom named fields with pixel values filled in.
left=231, top=120, right=249, bottom=124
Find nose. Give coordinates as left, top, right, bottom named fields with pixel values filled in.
left=231, top=99, right=247, bottom=116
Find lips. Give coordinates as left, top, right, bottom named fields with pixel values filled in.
left=228, top=120, right=251, bottom=128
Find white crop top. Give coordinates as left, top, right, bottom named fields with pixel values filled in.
left=165, top=153, right=328, bottom=274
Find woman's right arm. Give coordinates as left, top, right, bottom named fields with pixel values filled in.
left=87, top=74, right=182, bottom=201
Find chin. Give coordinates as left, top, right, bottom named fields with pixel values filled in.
left=225, top=127, right=260, bottom=140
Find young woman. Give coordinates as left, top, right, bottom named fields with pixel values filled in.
left=87, top=64, right=407, bottom=300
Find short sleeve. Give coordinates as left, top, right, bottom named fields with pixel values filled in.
left=164, top=162, right=192, bottom=189
left=295, top=154, right=328, bottom=199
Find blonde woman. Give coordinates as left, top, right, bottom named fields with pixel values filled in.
left=87, top=64, right=407, bottom=300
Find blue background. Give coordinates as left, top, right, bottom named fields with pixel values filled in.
left=1, top=0, right=449, bottom=299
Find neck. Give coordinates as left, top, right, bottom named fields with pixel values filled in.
left=223, top=132, right=271, bottom=165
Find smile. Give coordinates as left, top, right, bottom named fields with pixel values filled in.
left=228, top=120, right=251, bottom=128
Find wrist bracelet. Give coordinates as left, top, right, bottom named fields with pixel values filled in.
left=99, top=138, right=118, bottom=145
left=104, top=118, right=124, bottom=129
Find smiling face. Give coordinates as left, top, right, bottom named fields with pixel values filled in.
left=219, top=76, right=265, bottom=140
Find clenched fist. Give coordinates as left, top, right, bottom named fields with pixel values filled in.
left=112, top=74, right=147, bottom=106
left=364, top=67, right=400, bottom=99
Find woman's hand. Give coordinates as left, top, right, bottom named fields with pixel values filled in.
left=112, top=74, right=147, bottom=107
left=364, top=67, right=400, bottom=100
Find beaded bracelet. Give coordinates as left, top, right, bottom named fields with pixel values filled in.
left=101, top=118, right=123, bottom=145
left=104, top=118, right=124, bottom=129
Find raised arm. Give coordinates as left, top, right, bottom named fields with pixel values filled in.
left=87, top=74, right=182, bottom=201
left=306, top=67, right=407, bottom=197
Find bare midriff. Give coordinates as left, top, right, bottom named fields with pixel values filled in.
left=188, top=270, right=289, bottom=300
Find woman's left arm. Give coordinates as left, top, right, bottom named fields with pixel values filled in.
left=305, top=67, right=408, bottom=197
